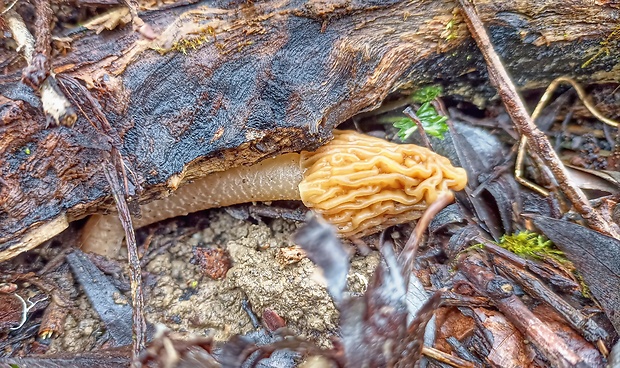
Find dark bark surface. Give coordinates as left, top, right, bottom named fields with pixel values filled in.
left=0, top=0, right=618, bottom=259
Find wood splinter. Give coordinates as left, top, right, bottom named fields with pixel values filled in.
left=81, top=130, right=468, bottom=256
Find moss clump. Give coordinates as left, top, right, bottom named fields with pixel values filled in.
left=582, top=25, right=620, bottom=68
left=153, top=26, right=217, bottom=55
left=499, top=230, right=566, bottom=263
left=478, top=231, right=591, bottom=297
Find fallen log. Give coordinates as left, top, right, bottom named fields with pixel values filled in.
left=0, top=0, right=618, bottom=260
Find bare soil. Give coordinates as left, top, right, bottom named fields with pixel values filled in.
left=52, top=209, right=380, bottom=352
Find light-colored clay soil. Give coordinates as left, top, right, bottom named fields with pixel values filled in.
left=53, top=208, right=380, bottom=352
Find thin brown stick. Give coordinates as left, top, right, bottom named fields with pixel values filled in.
left=532, top=77, right=618, bottom=128
left=22, top=0, right=53, bottom=88
left=515, top=77, right=620, bottom=196
left=458, top=253, right=584, bottom=368
left=57, top=75, right=141, bottom=197
left=457, top=0, right=620, bottom=239
left=403, top=106, right=433, bottom=149
left=102, top=162, right=146, bottom=360
left=515, top=136, right=549, bottom=196
left=1, top=0, right=20, bottom=14
left=398, top=192, right=454, bottom=279
left=422, top=346, right=476, bottom=368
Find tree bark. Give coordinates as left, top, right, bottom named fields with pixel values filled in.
left=0, top=0, right=618, bottom=259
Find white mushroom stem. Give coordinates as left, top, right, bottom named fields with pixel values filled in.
left=81, top=153, right=303, bottom=256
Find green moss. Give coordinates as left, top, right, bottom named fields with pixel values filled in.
left=499, top=230, right=566, bottom=263
left=444, top=19, right=457, bottom=41
left=582, top=25, right=620, bottom=68
left=153, top=26, right=217, bottom=55
left=475, top=231, right=592, bottom=298
left=171, top=35, right=211, bottom=55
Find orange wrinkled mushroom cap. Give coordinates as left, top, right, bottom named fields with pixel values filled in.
left=299, top=130, right=467, bottom=237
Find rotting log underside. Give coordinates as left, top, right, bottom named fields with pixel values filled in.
left=0, top=0, right=618, bottom=260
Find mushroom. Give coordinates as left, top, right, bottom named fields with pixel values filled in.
left=81, top=130, right=467, bottom=256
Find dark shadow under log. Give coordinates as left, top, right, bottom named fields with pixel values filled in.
left=0, top=0, right=618, bottom=260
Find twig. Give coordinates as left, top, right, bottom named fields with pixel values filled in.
left=59, top=75, right=144, bottom=356
left=398, top=192, right=454, bottom=279
left=102, top=161, right=146, bottom=360
left=22, top=0, right=53, bottom=88
left=458, top=252, right=583, bottom=368
left=3, top=8, right=77, bottom=126
left=422, top=346, right=476, bottom=368
left=515, top=77, right=619, bottom=195
left=57, top=74, right=141, bottom=197
left=1, top=0, right=20, bottom=14
left=456, top=0, right=620, bottom=239
left=536, top=77, right=618, bottom=128
left=403, top=106, right=433, bottom=149
left=4, top=9, right=34, bottom=60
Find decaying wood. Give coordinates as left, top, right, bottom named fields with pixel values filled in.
left=0, top=0, right=618, bottom=260
left=458, top=253, right=598, bottom=368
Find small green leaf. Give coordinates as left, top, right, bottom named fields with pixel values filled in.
left=389, top=117, right=419, bottom=141
left=381, top=102, right=449, bottom=141
left=415, top=102, right=448, bottom=139
left=411, top=85, right=443, bottom=104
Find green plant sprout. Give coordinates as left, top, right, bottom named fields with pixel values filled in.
left=411, top=85, right=443, bottom=103
left=443, top=19, right=457, bottom=41
left=384, top=85, right=449, bottom=141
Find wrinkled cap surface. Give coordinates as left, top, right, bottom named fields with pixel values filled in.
left=299, top=130, right=467, bottom=237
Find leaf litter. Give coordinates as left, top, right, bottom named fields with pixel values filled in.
left=2, top=6, right=620, bottom=368
left=3, top=84, right=620, bottom=366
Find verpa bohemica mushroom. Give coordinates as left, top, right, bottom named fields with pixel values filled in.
left=81, top=130, right=468, bottom=256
